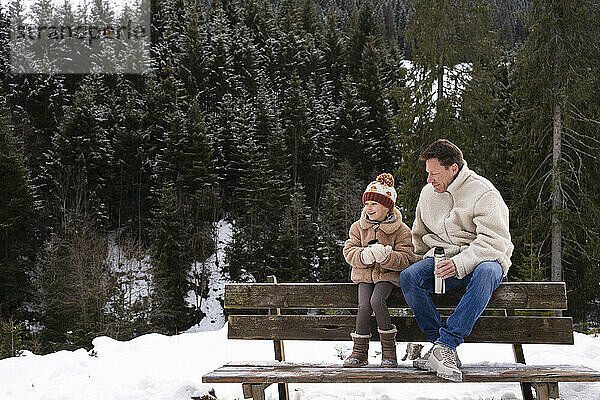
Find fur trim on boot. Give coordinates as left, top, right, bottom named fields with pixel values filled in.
left=378, top=325, right=398, bottom=368
left=343, top=332, right=371, bottom=367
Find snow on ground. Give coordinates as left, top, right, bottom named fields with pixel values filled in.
left=187, top=220, right=232, bottom=333
left=2, top=326, right=600, bottom=400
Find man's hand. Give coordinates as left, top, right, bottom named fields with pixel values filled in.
left=434, top=259, right=456, bottom=279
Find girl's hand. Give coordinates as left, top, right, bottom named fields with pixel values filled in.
left=360, top=247, right=376, bottom=265
left=371, top=244, right=392, bottom=263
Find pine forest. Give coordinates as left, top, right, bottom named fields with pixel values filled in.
left=1, top=0, right=600, bottom=357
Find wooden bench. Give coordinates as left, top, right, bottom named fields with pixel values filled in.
left=202, top=278, right=600, bottom=400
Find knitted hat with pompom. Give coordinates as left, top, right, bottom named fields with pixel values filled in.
left=362, top=173, right=397, bottom=210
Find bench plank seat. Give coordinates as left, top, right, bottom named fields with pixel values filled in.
left=203, top=361, right=600, bottom=384
left=229, top=315, right=574, bottom=344
left=225, top=282, right=567, bottom=310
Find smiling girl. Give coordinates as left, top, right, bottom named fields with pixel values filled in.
left=342, top=173, right=417, bottom=368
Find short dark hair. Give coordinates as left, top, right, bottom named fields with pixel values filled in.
left=419, top=139, right=464, bottom=169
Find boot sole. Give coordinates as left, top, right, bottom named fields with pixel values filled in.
left=343, top=362, right=368, bottom=368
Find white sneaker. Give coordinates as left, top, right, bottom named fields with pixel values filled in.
left=425, top=344, right=463, bottom=382
left=413, top=344, right=462, bottom=370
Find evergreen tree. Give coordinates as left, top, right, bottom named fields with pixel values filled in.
left=108, top=76, right=154, bottom=241
left=323, top=5, right=347, bottom=100
left=149, top=184, right=192, bottom=334
left=231, top=23, right=259, bottom=97
left=46, top=75, right=110, bottom=230
left=151, top=0, right=186, bottom=72
left=179, top=0, right=208, bottom=98
left=280, top=73, right=310, bottom=189
left=203, top=6, right=235, bottom=110
left=318, top=161, right=366, bottom=282
left=0, top=108, right=35, bottom=321
left=347, top=0, right=379, bottom=76
left=278, top=183, right=319, bottom=282
left=331, top=77, right=371, bottom=179
left=210, top=92, right=238, bottom=212
left=395, top=0, right=497, bottom=223
left=456, top=48, right=511, bottom=195
left=357, top=35, right=395, bottom=173
left=510, top=0, right=600, bottom=318
left=0, top=3, right=10, bottom=84
left=242, top=0, right=280, bottom=88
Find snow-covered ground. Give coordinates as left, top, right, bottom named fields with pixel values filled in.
left=2, top=326, right=600, bottom=400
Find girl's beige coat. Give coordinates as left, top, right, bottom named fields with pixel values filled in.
left=343, top=208, right=417, bottom=287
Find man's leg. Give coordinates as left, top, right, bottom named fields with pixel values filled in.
left=435, top=261, right=504, bottom=350
left=398, top=258, right=441, bottom=342
left=425, top=261, right=503, bottom=381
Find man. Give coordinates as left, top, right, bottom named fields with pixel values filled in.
left=398, top=139, right=513, bottom=382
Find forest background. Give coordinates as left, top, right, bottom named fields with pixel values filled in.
left=1, top=0, right=600, bottom=358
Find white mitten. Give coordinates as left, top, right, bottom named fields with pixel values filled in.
left=371, top=244, right=393, bottom=263
left=360, top=247, right=376, bottom=265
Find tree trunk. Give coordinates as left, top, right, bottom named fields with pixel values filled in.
left=436, top=34, right=444, bottom=129
left=551, top=100, right=562, bottom=282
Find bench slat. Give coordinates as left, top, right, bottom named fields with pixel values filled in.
left=225, top=282, right=567, bottom=310
left=202, top=362, right=600, bottom=384
left=228, top=315, right=574, bottom=344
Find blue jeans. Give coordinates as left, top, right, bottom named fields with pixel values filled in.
left=398, top=257, right=503, bottom=350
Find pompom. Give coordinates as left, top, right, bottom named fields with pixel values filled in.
left=376, top=173, right=394, bottom=187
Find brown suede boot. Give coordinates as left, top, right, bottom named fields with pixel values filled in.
left=378, top=325, right=398, bottom=367
left=343, top=332, right=371, bottom=367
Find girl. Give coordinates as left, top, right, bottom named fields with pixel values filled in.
left=342, top=173, right=417, bottom=367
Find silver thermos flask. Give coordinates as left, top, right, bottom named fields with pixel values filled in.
left=434, top=247, right=445, bottom=294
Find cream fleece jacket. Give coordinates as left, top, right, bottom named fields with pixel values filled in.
left=412, top=161, right=514, bottom=279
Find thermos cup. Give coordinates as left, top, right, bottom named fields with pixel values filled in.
left=434, top=247, right=445, bottom=294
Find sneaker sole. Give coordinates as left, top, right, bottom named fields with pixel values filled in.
left=436, top=370, right=463, bottom=382
left=425, top=363, right=462, bottom=381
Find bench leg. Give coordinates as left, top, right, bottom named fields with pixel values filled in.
left=242, top=384, right=266, bottom=400
left=519, top=381, right=535, bottom=400
left=547, top=382, right=559, bottom=398
left=277, top=382, right=289, bottom=400
left=251, top=384, right=266, bottom=400
left=532, top=382, right=559, bottom=400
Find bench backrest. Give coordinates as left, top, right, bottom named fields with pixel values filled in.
left=225, top=282, right=573, bottom=345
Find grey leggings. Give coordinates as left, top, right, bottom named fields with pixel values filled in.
left=356, top=281, right=395, bottom=335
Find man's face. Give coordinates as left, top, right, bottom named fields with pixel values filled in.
left=425, top=158, right=459, bottom=193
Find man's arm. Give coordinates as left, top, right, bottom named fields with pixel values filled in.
left=450, top=191, right=513, bottom=279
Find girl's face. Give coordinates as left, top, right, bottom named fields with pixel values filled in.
left=364, top=201, right=389, bottom=222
